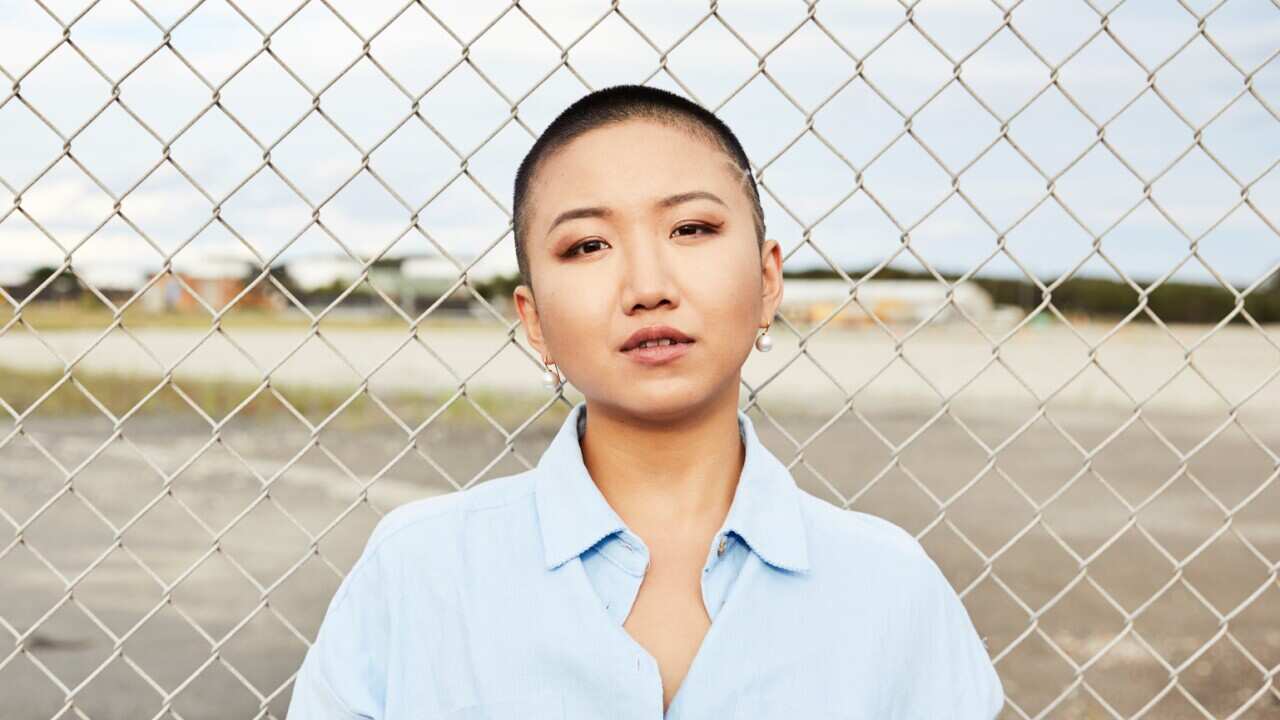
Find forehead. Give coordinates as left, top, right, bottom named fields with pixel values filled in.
left=528, top=119, right=744, bottom=224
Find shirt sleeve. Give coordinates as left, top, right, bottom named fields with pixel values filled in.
left=286, top=540, right=391, bottom=720
left=894, top=551, right=1005, bottom=720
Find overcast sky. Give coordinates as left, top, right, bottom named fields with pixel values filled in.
left=1, top=0, right=1276, bottom=292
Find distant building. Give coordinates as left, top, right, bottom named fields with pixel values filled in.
left=283, top=254, right=364, bottom=294
left=141, top=254, right=284, bottom=313
left=284, top=251, right=504, bottom=314
left=779, top=278, right=998, bottom=326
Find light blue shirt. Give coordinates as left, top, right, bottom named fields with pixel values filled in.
left=287, top=401, right=1004, bottom=719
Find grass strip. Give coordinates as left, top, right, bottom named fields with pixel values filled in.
left=0, top=364, right=558, bottom=431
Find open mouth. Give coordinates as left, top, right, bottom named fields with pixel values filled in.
left=623, top=338, right=695, bottom=352
left=622, top=338, right=695, bottom=365
left=619, top=325, right=696, bottom=363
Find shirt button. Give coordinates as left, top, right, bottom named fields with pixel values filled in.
left=717, top=536, right=727, bottom=556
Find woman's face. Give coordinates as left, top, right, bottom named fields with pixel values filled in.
left=514, top=118, right=782, bottom=421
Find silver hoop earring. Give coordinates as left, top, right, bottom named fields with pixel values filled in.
left=755, top=324, right=773, bottom=352
left=541, top=358, right=561, bottom=389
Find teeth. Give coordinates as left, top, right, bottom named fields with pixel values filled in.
left=637, top=338, right=680, bottom=349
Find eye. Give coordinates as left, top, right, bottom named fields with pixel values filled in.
left=563, top=238, right=609, bottom=257
left=672, top=222, right=718, bottom=237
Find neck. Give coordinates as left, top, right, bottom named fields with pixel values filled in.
left=579, top=394, right=745, bottom=542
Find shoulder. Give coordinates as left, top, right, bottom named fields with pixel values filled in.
left=797, top=492, right=1004, bottom=716
left=797, top=489, right=931, bottom=567
left=794, top=489, right=958, bottom=603
left=294, top=472, right=541, bottom=718
left=375, top=471, right=530, bottom=533
left=341, top=471, right=538, bottom=588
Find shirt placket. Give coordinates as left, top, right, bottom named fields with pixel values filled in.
left=582, top=527, right=748, bottom=719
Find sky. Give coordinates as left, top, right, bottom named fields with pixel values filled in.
left=0, top=0, right=1277, bottom=294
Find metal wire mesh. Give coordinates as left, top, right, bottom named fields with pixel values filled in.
left=1, top=0, right=1278, bottom=718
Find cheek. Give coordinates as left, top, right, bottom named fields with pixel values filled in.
left=545, top=300, right=597, bottom=344
left=539, top=287, right=611, bottom=362
left=686, top=242, right=760, bottom=315
left=680, top=259, right=762, bottom=363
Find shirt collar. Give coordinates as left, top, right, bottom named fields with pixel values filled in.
left=533, top=401, right=810, bottom=574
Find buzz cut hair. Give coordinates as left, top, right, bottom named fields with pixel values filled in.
left=512, top=84, right=765, bottom=295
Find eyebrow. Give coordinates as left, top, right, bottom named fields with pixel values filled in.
left=544, top=190, right=728, bottom=240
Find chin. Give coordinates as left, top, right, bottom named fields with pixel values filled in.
left=626, top=386, right=721, bottom=419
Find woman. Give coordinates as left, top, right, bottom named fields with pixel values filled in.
left=287, top=84, right=1003, bottom=719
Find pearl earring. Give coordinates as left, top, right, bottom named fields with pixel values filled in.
left=541, top=358, right=561, bottom=389
left=755, top=324, right=773, bottom=352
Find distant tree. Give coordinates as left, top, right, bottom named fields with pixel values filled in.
left=267, top=265, right=301, bottom=302
left=27, top=265, right=57, bottom=286
left=1245, top=267, right=1280, bottom=322
left=772, top=263, right=1280, bottom=324
left=474, top=273, right=520, bottom=302
left=1263, top=267, right=1279, bottom=294
left=21, top=265, right=78, bottom=302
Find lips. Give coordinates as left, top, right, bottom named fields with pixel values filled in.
left=620, top=325, right=696, bottom=352
left=622, top=337, right=694, bottom=366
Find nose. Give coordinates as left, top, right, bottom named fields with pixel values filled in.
left=619, top=229, right=679, bottom=314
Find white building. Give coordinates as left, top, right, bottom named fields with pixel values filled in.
left=779, top=278, right=1001, bottom=326
left=283, top=254, right=364, bottom=293
left=284, top=251, right=510, bottom=313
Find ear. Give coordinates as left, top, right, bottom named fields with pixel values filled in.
left=760, top=238, right=784, bottom=326
left=513, top=284, right=550, bottom=362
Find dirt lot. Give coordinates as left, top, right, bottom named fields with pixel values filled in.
left=1, top=321, right=1278, bottom=718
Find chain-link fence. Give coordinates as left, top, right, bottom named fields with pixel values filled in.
left=2, top=0, right=1278, bottom=718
